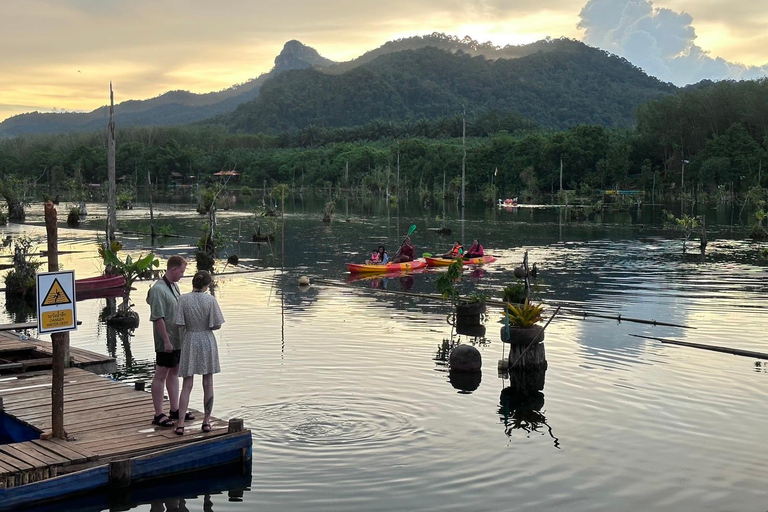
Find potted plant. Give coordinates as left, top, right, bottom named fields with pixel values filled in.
left=436, top=259, right=487, bottom=329
left=502, top=280, right=527, bottom=305
left=101, top=243, right=159, bottom=328
left=501, top=300, right=545, bottom=345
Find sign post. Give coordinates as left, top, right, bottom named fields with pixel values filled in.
left=42, top=201, right=75, bottom=440
left=36, top=271, right=77, bottom=334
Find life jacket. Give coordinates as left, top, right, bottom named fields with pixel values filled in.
left=370, top=251, right=381, bottom=263
left=450, top=245, right=463, bottom=257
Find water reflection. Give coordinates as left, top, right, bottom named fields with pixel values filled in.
left=498, top=369, right=560, bottom=449
left=24, top=463, right=252, bottom=512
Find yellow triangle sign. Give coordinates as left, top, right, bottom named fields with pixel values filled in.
left=42, top=278, right=73, bottom=306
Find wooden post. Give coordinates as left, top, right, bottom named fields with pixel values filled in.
left=147, top=171, right=155, bottom=240
left=45, top=202, right=70, bottom=440
left=134, top=381, right=145, bottom=392
left=700, top=214, right=707, bottom=254
left=228, top=418, right=244, bottom=433
left=107, top=82, right=117, bottom=243
left=109, top=459, right=132, bottom=488
left=0, top=396, right=4, bottom=411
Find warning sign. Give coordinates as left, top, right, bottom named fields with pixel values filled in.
left=41, top=278, right=72, bottom=306
left=36, top=270, right=77, bottom=334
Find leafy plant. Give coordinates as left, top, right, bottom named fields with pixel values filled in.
left=3, top=236, right=41, bottom=298
left=466, top=291, right=488, bottom=304
left=663, top=210, right=702, bottom=253
left=505, top=300, right=545, bottom=328
left=102, top=246, right=159, bottom=315
left=435, top=258, right=463, bottom=305
left=503, top=281, right=527, bottom=304
left=157, top=224, right=175, bottom=237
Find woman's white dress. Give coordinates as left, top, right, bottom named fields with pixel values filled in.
left=173, top=291, right=225, bottom=377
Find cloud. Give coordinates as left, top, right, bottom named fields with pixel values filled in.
left=578, top=0, right=768, bottom=85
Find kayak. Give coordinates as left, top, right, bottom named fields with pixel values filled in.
left=425, top=256, right=497, bottom=267
left=346, top=259, right=427, bottom=274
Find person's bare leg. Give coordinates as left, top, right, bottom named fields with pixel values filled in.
left=151, top=365, right=170, bottom=417
left=177, top=376, right=194, bottom=430
left=202, top=374, right=214, bottom=428
left=166, top=364, right=180, bottom=412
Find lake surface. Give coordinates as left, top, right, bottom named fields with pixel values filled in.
left=2, top=197, right=768, bottom=512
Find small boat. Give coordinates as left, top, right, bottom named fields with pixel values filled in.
left=75, top=275, right=126, bottom=294
left=346, top=259, right=427, bottom=274
left=425, top=256, right=497, bottom=267
left=498, top=198, right=519, bottom=208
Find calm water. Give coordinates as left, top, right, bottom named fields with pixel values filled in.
left=2, top=198, right=768, bottom=512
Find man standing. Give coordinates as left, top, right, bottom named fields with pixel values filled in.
left=147, top=255, right=190, bottom=427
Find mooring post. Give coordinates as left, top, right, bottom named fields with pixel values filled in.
left=0, top=396, right=4, bottom=411
left=228, top=418, right=244, bottom=433
left=134, top=381, right=145, bottom=392
left=109, top=459, right=132, bottom=488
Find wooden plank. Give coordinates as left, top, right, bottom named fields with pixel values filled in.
left=0, top=464, right=109, bottom=509
left=8, top=443, right=68, bottom=466
left=29, top=440, right=89, bottom=465
left=39, top=439, right=98, bottom=462
left=0, top=449, right=37, bottom=472
left=0, top=446, right=46, bottom=469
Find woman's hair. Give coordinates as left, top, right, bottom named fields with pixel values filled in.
left=192, top=270, right=212, bottom=290
left=378, top=245, right=386, bottom=253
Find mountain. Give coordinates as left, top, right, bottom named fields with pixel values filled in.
left=0, top=41, right=336, bottom=137
left=221, top=38, right=677, bottom=133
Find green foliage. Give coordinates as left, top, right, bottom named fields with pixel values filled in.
left=157, top=224, right=175, bottom=237
left=116, top=189, right=134, bottom=210
left=198, top=221, right=227, bottom=255
left=466, top=291, right=488, bottom=304
left=67, top=207, right=80, bottom=225
left=196, top=186, right=217, bottom=214
left=0, top=208, right=6, bottom=225
left=101, top=247, right=159, bottom=291
left=435, top=259, right=464, bottom=305
left=3, top=236, right=41, bottom=296
left=505, top=300, right=545, bottom=328
left=503, top=281, right=527, bottom=304
left=663, top=210, right=702, bottom=252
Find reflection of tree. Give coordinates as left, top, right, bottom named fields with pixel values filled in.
left=498, top=370, right=560, bottom=449
left=4, top=295, right=36, bottom=323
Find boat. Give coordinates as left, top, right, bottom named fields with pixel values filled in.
left=498, top=198, right=519, bottom=208
left=75, top=275, right=126, bottom=294
left=425, top=256, right=497, bottom=267
left=346, top=259, right=427, bottom=274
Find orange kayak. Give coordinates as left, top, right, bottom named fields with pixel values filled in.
left=346, top=259, right=427, bottom=274
left=425, top=256, right=497, bottom=267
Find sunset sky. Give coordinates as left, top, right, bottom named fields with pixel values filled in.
left=1, top=0, right=766, bottom=124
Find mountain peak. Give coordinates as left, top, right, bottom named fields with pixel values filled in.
left=273, top=40, right=335, bottom=73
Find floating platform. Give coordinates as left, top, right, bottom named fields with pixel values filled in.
left=0, top=362, right=251, bottom=509
left=0, top=328, right=116, bottom=375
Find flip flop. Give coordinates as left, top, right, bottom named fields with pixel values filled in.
left=152, top=414, right=174, bottom=427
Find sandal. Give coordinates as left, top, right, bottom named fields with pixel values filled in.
left=201, top=423, right=211, bottom=433
left=169, top=410, right=196, bottom=421
left=174, top=426, right=185, bottom=436
left=152, top=414, right=174, bottom=427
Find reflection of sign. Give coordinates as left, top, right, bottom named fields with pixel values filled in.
left=42, top=278, right=72, bottom=306
left=36, top=271, right=77, bottom=334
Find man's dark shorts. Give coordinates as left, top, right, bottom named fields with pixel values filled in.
left=156, top=350, right=181, bottom=368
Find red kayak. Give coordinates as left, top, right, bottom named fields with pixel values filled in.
left=346, top=260, right=427, bottom=274
left=75, top=275, right=126, bottom=294
left=425, top=256, right=497, bottom=267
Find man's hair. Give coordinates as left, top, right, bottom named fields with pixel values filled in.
left=192, top=270, right=212, bottom=290
left=167, top=255, right=187, bottom=269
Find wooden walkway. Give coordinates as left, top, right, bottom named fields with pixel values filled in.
left=0, top=367, right=245, bottom=491
left=0, top=329, right=115, bottom=374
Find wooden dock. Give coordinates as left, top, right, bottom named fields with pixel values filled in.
left=0, top=364, right=251, bottom=509
left=0, top=328, right=116, bottom=375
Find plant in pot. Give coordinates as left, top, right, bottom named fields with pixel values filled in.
left=436, top=259, right=487, bottom=332
left=101, top=243, right=159, bottom=328
left=501, top=300, right=545, bottom=345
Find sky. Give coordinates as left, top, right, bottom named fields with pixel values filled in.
left=1, top=0, right=767, bottom=124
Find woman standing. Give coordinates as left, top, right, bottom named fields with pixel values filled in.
left=172, top=270, right=225, bottom=435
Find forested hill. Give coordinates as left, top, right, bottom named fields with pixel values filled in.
left=222, top=39, right=677, bottom=133
left=0, top=40, right=336, bottom=138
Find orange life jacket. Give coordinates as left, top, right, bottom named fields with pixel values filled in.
left=450, top=245, right=463, bottom=257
